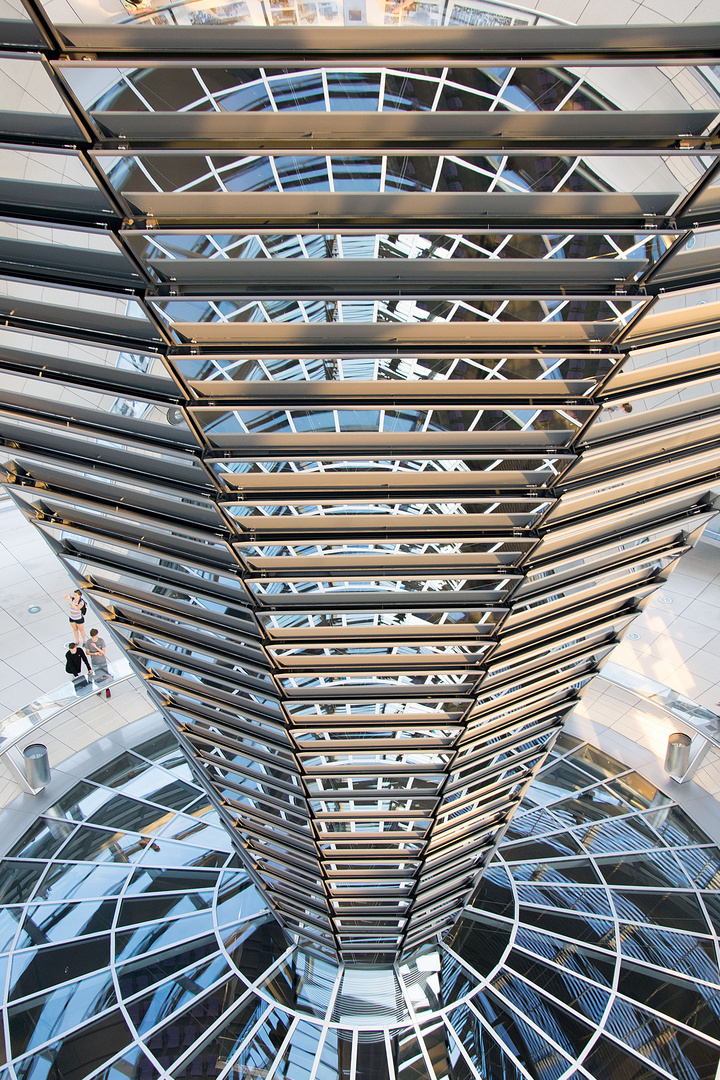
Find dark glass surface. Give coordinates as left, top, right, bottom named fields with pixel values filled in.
left=511, top=858, right=601, bottom=886
left=8, top=934, right=111, bottom=1001
left=604, top=999, right=719, bottom=1079
left=513, top=882, right=613, bottom=916
left=582, top=1037, right=671, bottom=1080
left=50, top=824, right=141, bottom=863
left=491, top=972, right=597, bottom=1061
left=701, top=892, right=720, bottom=936
left=444, top=917, right=513, bottom=981
left=115, top=935, right=222, bottom=988
left=675, top=845, right=720, bottom=889
left=529, top=758, right=604, bottom=801
left=616, top=961, right=720, bottom=1039
left=33, top=862, right=131, bottom=902
left=512, top=925, right=616, bottom=986
left=500, top=807, right=567, bottom=841
left=464, top=863, right=515, bottom=917
left=130, top=957, right=232, bottom=1036
left=275, top=1017, right=325, bottom=1079
left=612, top=889, right=710, bottom=934
left=8, top=970, right=117, bottom=1058
left=224, top=1009, right=292, bottom=1078
left=87, top=756, right=201, bottom=812
left=605, top=772, right=669, bottom=811
left=226, top=916, right=290, bottom=984
left=42, top=781, right=100, bottom=821
left=518, top=907, right=615, bottom=950
left=505, top=951, right=610, bottom=1023
left=447, top=1003, right=525, bottom=1080
left=14, top=1011, right=135, bottom=1080
left=439, top=949, right=475, bottom=1007
left=576, top=814, right=662, bottom=854
left=499, top=833, right=585, bottom=860
left=166, top=992, right=268, bottom=1077
left=594, top=851, right=692, bottom=890
left=115, top=910, right=215, bottom=964
left=6, top=820, right=72, bottom=861
left=620, top=924, right=719, bottom=981
left=90, top=1046, right=159, bottom=1080
left=0, top=861, right=46, bottom=906
left=21, top=898, right=116, bottom=941
left=215, top=873, right=263, bottom=926
left=0, top=907, right=23, bottom=953
left=475, top=987, right=575, bottom=1080
left=124, top=866, right=222, bottom=895
left=0, top=736, right=719, bottom=1079
left=656, top=807, right=714, bottom=847
left=446, top=1026, right=481, bottom=1080
left=546, top=795, right=628, bottom=828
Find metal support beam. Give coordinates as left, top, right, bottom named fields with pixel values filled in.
left=148, top=257, right=646, bottom=298
left=87, top=109, right=719, bottom=152
left=119, top=190, right=676, bottom=231
left=47, top=23, right=720, bottom=64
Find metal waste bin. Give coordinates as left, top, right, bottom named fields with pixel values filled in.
left=664, top=732, right=691, bottom=777
left=23, top=743, right=50, bottom=789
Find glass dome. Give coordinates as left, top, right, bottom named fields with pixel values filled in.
left=1, top=727, right=718, bottom=1079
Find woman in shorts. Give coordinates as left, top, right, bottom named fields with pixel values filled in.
left=64, top=589, right=86, bottom=645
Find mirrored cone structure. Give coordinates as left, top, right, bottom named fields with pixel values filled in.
left=1, top=14, right=720, bottom=967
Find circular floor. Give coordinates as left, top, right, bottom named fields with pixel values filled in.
left=0, top=728, right=719, bottom=1080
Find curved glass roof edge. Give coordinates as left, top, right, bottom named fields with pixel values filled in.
left=0, top=718, right=718, bottom=1078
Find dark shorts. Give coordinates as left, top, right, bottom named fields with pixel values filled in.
left=69, top=615, right=84, bottom=624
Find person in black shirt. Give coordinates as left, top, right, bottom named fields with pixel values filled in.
left=65, top=641, right=91, bottom=682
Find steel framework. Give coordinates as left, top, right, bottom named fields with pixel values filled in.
left=1, top=7, right=720, bottom=965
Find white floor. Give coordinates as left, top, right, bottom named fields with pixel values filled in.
left=0, top=499, right=156, bottom=807
left=1, top=497, right=720, bottom=828
left=569, top=540, right=720, bottom=801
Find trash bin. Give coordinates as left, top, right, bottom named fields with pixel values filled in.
left=23, top=743, right=50, bottom=789
left=664, top=732, right=692, bottom=777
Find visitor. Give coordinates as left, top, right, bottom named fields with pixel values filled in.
left=87, top=628, right=111, bottom=698
left=64, top=589, right=87, bottom=645
left=64, top=641, right=91, bottom=688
